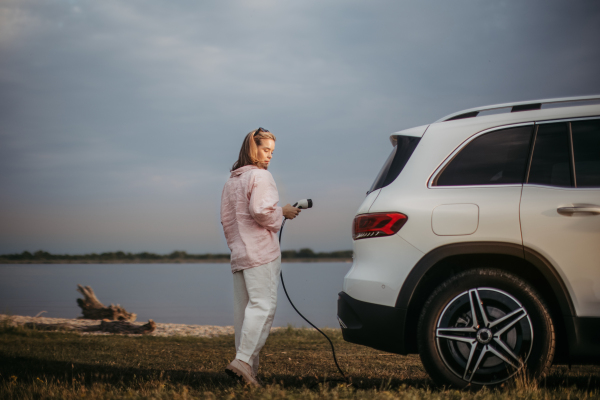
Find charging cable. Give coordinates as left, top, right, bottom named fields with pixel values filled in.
left=278, top=199, right=348, bottom=383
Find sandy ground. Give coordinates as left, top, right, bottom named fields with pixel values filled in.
left=0, top=314, right=237, bottom=337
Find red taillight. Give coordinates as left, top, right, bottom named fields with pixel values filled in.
left=352, top=213, right=407, bottom=240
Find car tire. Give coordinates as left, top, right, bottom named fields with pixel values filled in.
left=417, top=268, right=555, bottom=389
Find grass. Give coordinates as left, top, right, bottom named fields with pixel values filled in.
left=1, top=318, right=600, bottom=399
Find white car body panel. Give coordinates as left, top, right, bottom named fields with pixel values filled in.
left=520, top=185, right=600, bottom=317
left=432, top=204, right=479, bottom=236
left=356, top=189, right=380, bottom=214
left=343, top=234, right=424, bottom=307
left=371, top=186, right=524, bottom=255
left=344, top=101, right=600, bottom=310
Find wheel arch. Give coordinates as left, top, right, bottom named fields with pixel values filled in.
left=396, top=242, right=575, bottom=362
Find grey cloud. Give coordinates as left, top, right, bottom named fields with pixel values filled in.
left=1, top=0, right=599, bottom=253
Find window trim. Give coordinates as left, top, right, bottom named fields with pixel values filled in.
left=535, top=116, right=600, bottom=125
left=568, top=122, right=577, bottom=187
left=521, top=183, right=599, bottom=191
left=427, top=122, right=534, bottom=189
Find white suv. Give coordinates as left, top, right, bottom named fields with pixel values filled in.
left=337, top=95, right=600, bottom=388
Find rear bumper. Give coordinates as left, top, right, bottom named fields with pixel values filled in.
left=337, top=291, right=409, bottom=354
left=343, top=234, right=423, bottom=307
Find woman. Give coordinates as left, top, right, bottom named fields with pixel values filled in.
left=220, top=128, right=300, bottom=386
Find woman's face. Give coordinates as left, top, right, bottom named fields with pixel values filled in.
left=256, top=139, right=275, bottom=170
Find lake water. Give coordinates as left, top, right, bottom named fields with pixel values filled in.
left=0, top=262, right=352, bottom=328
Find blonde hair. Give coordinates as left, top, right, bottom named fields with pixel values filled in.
left=231, top=128, right=276, bottom=171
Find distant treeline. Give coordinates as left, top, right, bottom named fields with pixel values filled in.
left=0, top=249, right=352, bottom=262
left=280, top=249, right=352, bottom=259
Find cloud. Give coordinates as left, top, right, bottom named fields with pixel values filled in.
left=1, top=0, right=599, bottom=253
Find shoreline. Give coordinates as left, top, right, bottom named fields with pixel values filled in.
left=1, top=314, right=238, bottom=337
left=0, top=258, right=352, bottom=264
left=1, top=314, right=338, bottom=337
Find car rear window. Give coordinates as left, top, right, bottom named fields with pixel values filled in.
left=368, top=136, right=420, bottom=194
left=435, top=126, right=533, bottom=186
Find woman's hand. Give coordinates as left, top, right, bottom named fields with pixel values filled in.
left=282, top=204, right=301, bottom=220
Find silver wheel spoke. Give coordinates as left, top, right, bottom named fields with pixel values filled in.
left=489, top=307, right=526, bottom=329
left=493, top=309, right=527, bottom=336
left=465, top=345, right=487, bottom=382
left=468, top=290, right=479, bottom=328
left=493, top=338, right=524, bottom=368
left=462, top=342, right=479, bottom=381
left=436, top=331, right=477, bottom=344
left=437, top=326, right=477, bottom=334
left=488, top=344, right=520, bottom=369
left=473, top=289, right=490, bottom=328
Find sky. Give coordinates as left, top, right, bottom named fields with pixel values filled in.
left=1, top=0, right=600, bottom=255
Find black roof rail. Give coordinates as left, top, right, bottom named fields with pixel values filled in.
left=437, top=95, right=600, bottom=122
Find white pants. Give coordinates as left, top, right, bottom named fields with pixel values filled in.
left=233, top=256, right=281, bottom=376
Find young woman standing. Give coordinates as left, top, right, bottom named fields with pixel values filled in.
left=220, top=128, right=300, bottom=386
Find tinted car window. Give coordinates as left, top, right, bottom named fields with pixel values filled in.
left=369, top=136, right=420, bottom=193
left=528, top=123, right=572, bottom=187
left=435, top=126, right=533, bottom=186
left=572, top=119, right=600, bottom=187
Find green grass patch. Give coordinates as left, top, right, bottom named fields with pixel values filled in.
left=1, top=318, right=600, bottom=399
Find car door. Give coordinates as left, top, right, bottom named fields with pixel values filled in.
left=520, top=118, right=600, bottom=317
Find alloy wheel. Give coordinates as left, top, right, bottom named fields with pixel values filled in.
left=435, top=287, right=533, bottom=385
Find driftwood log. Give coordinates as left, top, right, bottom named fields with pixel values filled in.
left=24, top=319, right=156, bottom=334
left=76, top=284, right=136, bottom=321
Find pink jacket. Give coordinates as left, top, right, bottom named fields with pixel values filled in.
left=221, top=165, right=283, bottom=273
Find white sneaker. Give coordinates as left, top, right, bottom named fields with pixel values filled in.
left=225, top=359, right=260, bottom=387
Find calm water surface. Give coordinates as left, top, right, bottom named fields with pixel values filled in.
left=0, top=263, right=351, bottom=328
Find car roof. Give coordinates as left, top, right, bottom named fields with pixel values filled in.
left=390, top=100, right=600, bottom=145
left=436, top=94, right=600, bottom=123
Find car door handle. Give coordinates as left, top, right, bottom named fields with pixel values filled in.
left=557, top=205, right=600, bottom=214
